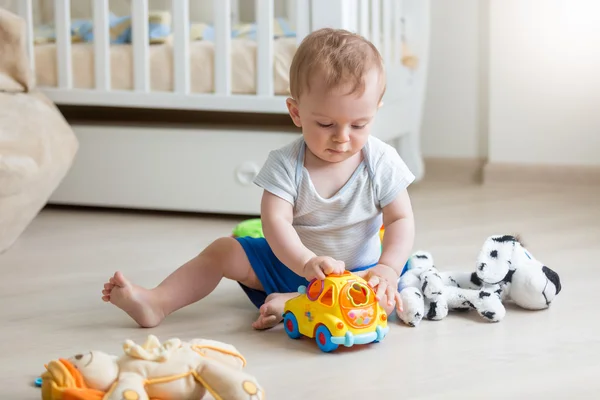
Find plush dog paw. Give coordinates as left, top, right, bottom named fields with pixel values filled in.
left=475, top=287, right=506, bottom=322
left=397, top=287, right=425, bottom=327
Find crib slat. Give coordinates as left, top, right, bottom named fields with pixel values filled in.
left=295, top=0, right=310, bottom=45
left=231, top=0, right=240, bottom=26
left=213, top=0, right=231, bottom=95
left=172, top=0, right=190, bottom=94
left=256, top=0, right=274, bottom=96
left=371, top=0, right=381, bottom=51
left=359, top=0, right=369, bottom=39
left=18, top=0, right=35, bottom=73
left=54, top=0, right=72, bottom=89
left=132, top=0, right=150, bottom=92
left=94, top=0, right=111, bottom=91
left=394, top=0, right=403, bottom=65
left=383, top=0, right=392, bottom=65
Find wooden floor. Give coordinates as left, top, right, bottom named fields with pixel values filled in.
left=1, top=179, right=599, bottom=399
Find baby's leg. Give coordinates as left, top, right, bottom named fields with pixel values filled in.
left=101, top=237, right=262, bottom=328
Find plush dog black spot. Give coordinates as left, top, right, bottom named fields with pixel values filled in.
left=453, top=307, right=470, bottom=312
left=492, top=235, right=517, bottom=243
left=415, top=254, right=429, bottom=259
left=415, top=292, right=422, bottom=298
left=462, top=300, right=475, bottom=309
left=490, top=250, right=498, bottom=258
left=482, top=311, right=496, bottom=320
left=479, top=291, right=491, bottom=298
left=427, top=302, right=438, bottom=319
left=542, top=266, right=562, bottom=294
left=421, top=280, right=428, bottom=293
left=503, top=269, right=515, bottom=282
left=478, top=262, right=486, bottom=271
left=470, top=272, right=482, bottom=286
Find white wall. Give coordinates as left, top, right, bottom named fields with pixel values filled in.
left=420, top=0, right=484, bottom=159
left=422, top=0, right=600, bottom=166
left=488, top=0, right=600, bottom=166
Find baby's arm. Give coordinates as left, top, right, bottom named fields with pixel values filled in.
left=365, top=188, right=414, bottom=308
left=260, top=190, right=345, bottom=280
left=378, top=188, right=415, bottom=276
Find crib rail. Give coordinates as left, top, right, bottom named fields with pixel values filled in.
left=18, top=0, right=412, bottom=113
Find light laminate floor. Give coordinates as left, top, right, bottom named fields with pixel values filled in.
left=1, top=180, right=599, bottom=399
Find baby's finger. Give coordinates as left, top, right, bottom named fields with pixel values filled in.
left=313, top=266, right=326, bottom=280
left=375, top=281, right=387, bottom=301
left=320, top=259, right=335, bottom=275
left=335, top=260, right=346, bottom=273
left=367, top=275, right=380, bottom=288
left=386, top=286, right=397, bottom=306
left=395, top=291, right=404, bottom=312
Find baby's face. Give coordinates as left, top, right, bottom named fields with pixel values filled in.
left=287, top=68, right=383, bottom=163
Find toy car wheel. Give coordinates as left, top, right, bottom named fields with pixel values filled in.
left=315, top=325, right=339, bottom=353
left=283, top=312, right=301, bottom=339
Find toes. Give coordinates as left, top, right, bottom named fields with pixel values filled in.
left=102, top=295, right=110, bottom=302
left=252, top=314, right=278, bottom=330
left=104, top=283, right=114, bottom=291
left=113, top=271, right=129, bottom=288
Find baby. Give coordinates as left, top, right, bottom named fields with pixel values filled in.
left=101, top=28, right=416, bottom=330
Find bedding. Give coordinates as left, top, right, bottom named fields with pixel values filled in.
left=34, top=36, right=297, bottom=95
left=34, top=11, right=296, bottom=44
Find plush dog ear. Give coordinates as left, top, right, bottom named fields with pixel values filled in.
left=542, top=266, right=562, bottom=294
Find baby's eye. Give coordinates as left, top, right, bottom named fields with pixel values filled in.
left=352, top=124, right=366, bottom=129
left=317, top=122, right=333, bottom=128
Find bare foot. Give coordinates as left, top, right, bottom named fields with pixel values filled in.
left=252, top=292, right=299, bottom=330
left=102, top=271, right=165, bottom=328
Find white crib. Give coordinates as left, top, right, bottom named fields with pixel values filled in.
left=16, top=0, right=430, bottom=216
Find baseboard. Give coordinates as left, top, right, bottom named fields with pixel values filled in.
left=422, top=157, right=486, bottom=183
left=421, top=158, right=600, bottom=186
left=483, top=162, right=600, bottom=186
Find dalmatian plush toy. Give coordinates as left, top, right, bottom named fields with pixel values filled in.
left=396, top=234, right=562, bottom=327
left=397, top=251, right=505, bottom=326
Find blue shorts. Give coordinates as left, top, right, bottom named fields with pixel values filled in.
left=235, top=236, right=405, bottom=309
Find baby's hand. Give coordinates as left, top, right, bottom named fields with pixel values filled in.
left=365, top=264, right=403, bottom=310
left=302, top=256, right=345, bottom=280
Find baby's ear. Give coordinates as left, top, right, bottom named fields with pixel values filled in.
left=286, top=97, right=302, bottom=128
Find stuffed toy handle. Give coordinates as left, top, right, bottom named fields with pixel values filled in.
left=103, top=373, right=149, bottom=400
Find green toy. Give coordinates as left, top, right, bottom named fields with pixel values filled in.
left=231, top=218, right=264, bottom=238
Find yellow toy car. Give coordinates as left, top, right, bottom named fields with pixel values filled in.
left=282, top=271, right=390, bottom=352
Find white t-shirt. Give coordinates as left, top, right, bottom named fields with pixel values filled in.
left=253, top=135, right=415, bottom=269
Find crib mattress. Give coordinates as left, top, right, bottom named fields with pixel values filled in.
left=34, top=37, right=296, bottom=95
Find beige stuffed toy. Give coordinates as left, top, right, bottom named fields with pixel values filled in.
left=40, top=335, right=265, bottom=400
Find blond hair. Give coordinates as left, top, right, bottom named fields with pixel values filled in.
left=289, top=28, right=386, bottom=101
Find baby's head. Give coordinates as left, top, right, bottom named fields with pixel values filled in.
left=287, top=28, right=385, bottom=163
